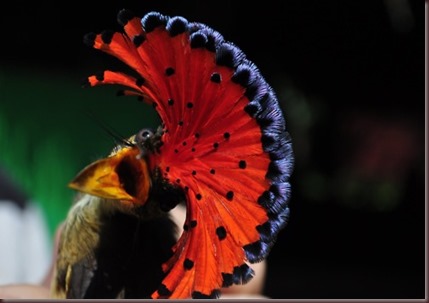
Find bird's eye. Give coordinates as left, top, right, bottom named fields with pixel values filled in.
left=136, top=128, right=154, bottom=146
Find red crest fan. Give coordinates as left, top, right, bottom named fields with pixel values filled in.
left=52, top=9, right=294, bottom=299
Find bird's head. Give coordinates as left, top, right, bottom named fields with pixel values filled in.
left=68, top=130, right=155, bottom=206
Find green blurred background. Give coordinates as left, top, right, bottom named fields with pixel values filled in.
left=0, top=0, right=425, bottom=299
left=0, top=69, right=158, bottom=235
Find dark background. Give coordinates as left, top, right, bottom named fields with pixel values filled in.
left=0, top=0, right=426, bottom=299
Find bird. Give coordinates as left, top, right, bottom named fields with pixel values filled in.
left=50, top=9, right=294, bottom=299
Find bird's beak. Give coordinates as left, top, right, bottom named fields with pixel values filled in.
left=68, top=146, right=150, bottom=205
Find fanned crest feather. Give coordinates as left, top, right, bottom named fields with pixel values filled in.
left=83, top=9, right=293, bottom=299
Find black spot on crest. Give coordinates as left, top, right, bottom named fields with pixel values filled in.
left=165, top=67, right=175, bottom=76
left=216, top=226, right=227, bottom=240
left=210, top=169, right=216, bottom=174
left=168, top=99, right=174, bottom=106
left=187, top=102, right=194, bottom=108
left=226, top=191, right=234, bottom=201
left=133, top=34, right=145, bottom=47
left=210, top=72, right=221, bottom=83
left=239, top=160, right=247, bottom=169
left=223, top=132, right=230, bottom=139
left=196, top=193, right=202, bottom=200
left=184, top=258, right=194, bottom=270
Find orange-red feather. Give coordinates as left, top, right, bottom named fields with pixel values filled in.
left=83, top=10, right=293, bottom=299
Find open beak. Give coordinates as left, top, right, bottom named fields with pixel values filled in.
left=68, top=147, right=150, bottom=204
